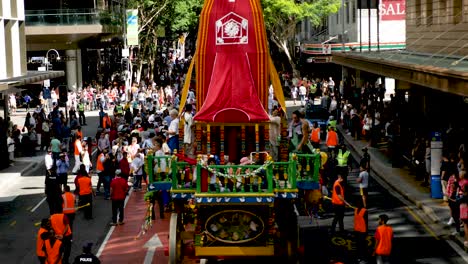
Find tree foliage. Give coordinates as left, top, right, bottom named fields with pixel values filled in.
left=169, top=0, right=203, bottom=34
left=261, top=0, right=341, bottom=75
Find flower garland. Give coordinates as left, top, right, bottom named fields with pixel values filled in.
left=135, top=193, right=155, bottom=239
left=197, top=160, right=273, bottom=179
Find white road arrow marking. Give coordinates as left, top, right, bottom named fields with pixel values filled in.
left=143, top=234, right=163, bottom=264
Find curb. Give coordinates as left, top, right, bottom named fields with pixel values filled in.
left=338, top=128, right=441, bottom=224
left=20, top=161, right=40, bottom=175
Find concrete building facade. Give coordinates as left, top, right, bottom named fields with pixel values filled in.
left=0, top=0, right=27, bottom=80
left=406, top=0, right=468, bottom=56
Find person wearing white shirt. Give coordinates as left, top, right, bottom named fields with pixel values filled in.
left=183, top=104, right=194, bottom=157
left=131, top=153, right=144, bottom=190
left=357, top=166, right=369, bottom=208
left=299, top=85, right=307, bottom=106
left=269, top=110, right=281, bottom=161
left=167, top=109, right=180, bottom=154
left=7, top=133, right=15, bottom=161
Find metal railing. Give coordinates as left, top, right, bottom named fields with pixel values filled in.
left=25, top=9, right=121, bottom=26
left=146, top=153, right=322, bottom=195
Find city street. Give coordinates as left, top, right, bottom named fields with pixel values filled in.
left=0, top=103, right=467, bottom=263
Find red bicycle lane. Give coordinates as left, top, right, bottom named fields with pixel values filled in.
left=98, top=189, right=170, bottom=264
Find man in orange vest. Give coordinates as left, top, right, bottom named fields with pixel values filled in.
left=310, top=121, right=321, bottom=149
left=353, top=199, right=368, bottom=262
left=331, top=174, right=349, bottom=233
left=95, top=149, right=107, bottom=194
left=326, top=126, right=339, bottom=156
left=102, top=113, right=112, bottom=131
left=62, top=185, right=76, bottom=230
left=72, top=135, right=83, bottom=174
left=41, top=229, right=64, bottom=264
left=50, top=209, right=72, bottom=264
left=78, top=172, right=94, bottom=220
left=375, top=214, right=393, bottom=264
left=37, top=218, right=51, bottom=264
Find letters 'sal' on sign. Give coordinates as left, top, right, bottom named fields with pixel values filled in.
left=380, top=0, right=406, bottom=21
left=126, top=9, right=139, bottom=46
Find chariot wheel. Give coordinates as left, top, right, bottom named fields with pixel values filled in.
left=169, top=213, right=182, bottom=264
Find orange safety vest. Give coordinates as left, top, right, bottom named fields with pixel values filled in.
left=74, top=140, right=82, bottom=156
left=62, top=192, right=76, bottom=214
left=78, top=176, right=92, bottom=195
left=310, top=127, right=320, bottom=143
left=331, top=180, right=345, bottom=205
left=50, top=214, right=71, bottom=237
left=36, top=227, right=48, bottom=257
left=354, top=208, right=367, bottom=233
left=96, top=153, right=105, bottom=172
left=375, top=225, right=393, bottom=256
left=326, top=130, right=338, bottom=147
left=103, top=116, right=112, bottom=129
left=44, top=239, right=62, bottom=264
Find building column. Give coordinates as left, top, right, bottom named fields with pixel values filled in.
left=76, top=49, right=83, bottom=89
left=66, top=49, right=77, bottom=91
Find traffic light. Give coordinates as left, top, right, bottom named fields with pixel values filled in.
left=59, top=85, right=68, bottom=103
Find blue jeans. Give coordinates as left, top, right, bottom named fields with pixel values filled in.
left=167, top=136, right=179, bottom=154
left=104, top=175, right=111, bottom=198
left=133, top=174, right=142, bottom=189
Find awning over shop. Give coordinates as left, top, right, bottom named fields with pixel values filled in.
left=0, top=70, right=64, bottom=92
left=332, top=51, right=468, bottom=96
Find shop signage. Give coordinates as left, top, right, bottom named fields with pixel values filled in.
left=126, top=9, right=139, bottom=46
left=379, top=0, right=406, bottom=20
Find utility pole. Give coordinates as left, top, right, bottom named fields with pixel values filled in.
left=341, top=0, right=345, bottom=52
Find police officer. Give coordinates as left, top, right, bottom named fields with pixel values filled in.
left=73, top=242, right=101, bottom=264
left=336, top=144, right=351, bottom=185
left=78, top=100, right=87, bottom=126
left=114, top=103, right=123, bottom=116
left=45, top=148, right=62, bottom=214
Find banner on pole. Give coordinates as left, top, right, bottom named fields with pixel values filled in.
left=126, top=9, right=139, bottom=46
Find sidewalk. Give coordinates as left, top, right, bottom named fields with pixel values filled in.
left=337, top=125, right=464, bottom=246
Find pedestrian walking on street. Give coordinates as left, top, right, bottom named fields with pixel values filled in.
left=103, top=152, right=117, bottom=199
left=77, top=168, right=94, bottom=220
left=50, top=208, right=72, bottom=264
left=331, top=174, right=350, bottom=233
left=357, top=165, right=369, bottom=208
left=78, top=101, right=87, bottom=126
left=72, top=135, right=83, bottom=174
left=62, top=185, right=76, bottom=230
left=73, top=242, right=101, bottom=264
left=36, top=218, right=51, bottom=264
left=131, top=152, right=144, bottom=190
left=374, top=214, right=393, bottom=264
left=45, top=148, right=62, bottom=215
left=56, top=153, right=70, bottom=191
left=110, top=170, right=128, bottom=226
left=353, top=199, right=368, bottom=263
left=41, top=230, right=64, bottom=264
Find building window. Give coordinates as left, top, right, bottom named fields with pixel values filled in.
left=426, top=0, right=432, bottom=25
left=453, top=0, right=462, bottom=24
left=352, top=1, right=356, bottom=23
left=415, top=0, right=421, bottom=26
left=346, top=1, right=350, bottom=24
left=439, top=1, right=446, bottom=24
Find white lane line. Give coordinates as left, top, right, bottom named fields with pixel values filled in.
left=446, top=240, right=468, bottom=263
left=96, top=187, right=134, bottom=257
left=30, top=197, right=47, bottom=213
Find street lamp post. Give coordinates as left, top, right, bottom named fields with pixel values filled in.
left=44, top=49, right=61, bottom=71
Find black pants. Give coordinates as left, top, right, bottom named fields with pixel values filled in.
left=65, top=213, right=75, bottom=230
left=112, top=200, right=125, bottom=223
left=78, top=111, right=86, bottom=125
left=355, top=231, right=368, bottom=259
left=151, top=192, right=165, bottom=220
left=38, top=256, right=46, bottom=264
left=62, top=235, right=72, bottom=264
left=449, top=200, right=461, bottom=232
left=331, top=204, right=345, bottom=232
left=79, top=194, right=93, bottom=219
left=97, top=172, right=104, bottom=192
